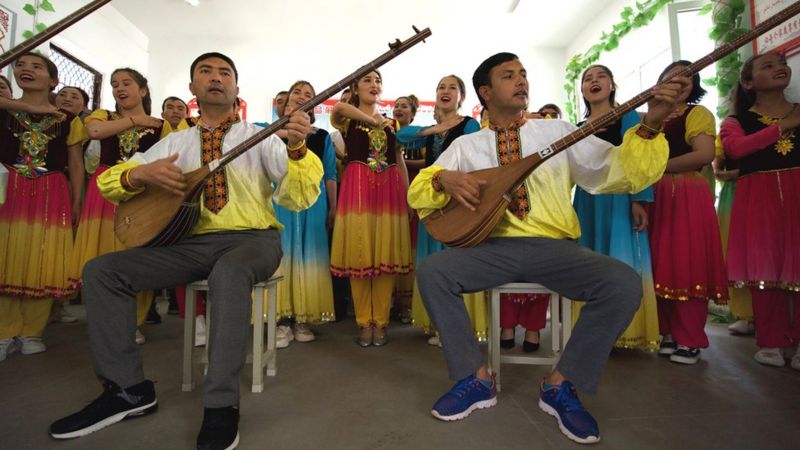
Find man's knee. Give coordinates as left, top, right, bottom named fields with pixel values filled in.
left=604, top=261, right=643, bottom=313
left=416, top=253, right=450, bottom=288
left=82, top=253, right=114, bottom=284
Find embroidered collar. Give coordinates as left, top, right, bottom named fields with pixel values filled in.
left=488, top=115, right=527, bottom=132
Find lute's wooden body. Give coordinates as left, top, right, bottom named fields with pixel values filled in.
left=115, top=26, right=432, bottom=248
left=424, top=1, right=800, bottom=248
left=114, top=166, right=208, bottom=248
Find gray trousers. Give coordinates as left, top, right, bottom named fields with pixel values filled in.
left=82, top=229, right=282, bottom=408
left=416, top=237, right=641, bottom=393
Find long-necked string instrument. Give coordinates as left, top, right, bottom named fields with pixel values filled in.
left=115, top=26, right=432, bottom=248
left=423, top=1, right=800, bottom=248
left=0, top=0, right=112, bottom=69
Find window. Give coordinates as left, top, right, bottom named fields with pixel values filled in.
left=49, top=43, right=102, bottom=110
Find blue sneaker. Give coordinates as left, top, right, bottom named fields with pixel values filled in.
left=431, top=374, right=497, bottom=421
left=538, top=380, right=600, bottom=444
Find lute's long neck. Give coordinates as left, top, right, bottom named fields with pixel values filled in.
left=533, top=1, right=800, bottom=164
left=207, top=27, right=432, bottom=177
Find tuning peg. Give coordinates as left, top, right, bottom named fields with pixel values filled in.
left=388, top=38, right=401, bottom=50
left=412, top=25, right=427, bottom=42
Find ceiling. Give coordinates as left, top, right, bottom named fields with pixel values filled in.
left=111, top=0, right=610, bottom=49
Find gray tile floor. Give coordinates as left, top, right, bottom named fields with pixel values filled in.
left=1, top=303, right=798, bottom=450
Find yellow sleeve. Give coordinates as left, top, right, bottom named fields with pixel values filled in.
left=96, top=160, right=143, bottom=204
left=685, top=105, right=716, bottom=144
left=67, top=116, right=89, bottom=146
left=578, top=127, right=669, bottom=195
left=408, top=165, right=451, bottom=219
left=714, top=135, right=724, bottom=158
left=84, top=108, right=110, bottom=125
left=273, top=150, right=323, bottom=211
left=160, top=120, right=172, bottom=139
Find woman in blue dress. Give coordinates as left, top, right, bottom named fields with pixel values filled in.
left=397, top=75, right=484, bottom=345
left=572, top=65, right=659, bottom=351
left=271, top=80, right=337, bottom=346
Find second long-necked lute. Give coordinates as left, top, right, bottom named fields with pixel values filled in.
left=423, top=1, right=800, bottom=248
left=115, top=26, right=431, bottom=248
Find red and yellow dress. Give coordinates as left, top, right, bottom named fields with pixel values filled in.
left=68, top=110, right=171, bottom=325
left=648, top=105, right=728, bottom=349
left=0, top=109, right=87, bottom=338
left=330, top=116, right=412, bottom=328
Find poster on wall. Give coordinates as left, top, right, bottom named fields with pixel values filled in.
left=0, top=3, right=17, bottom=78
left=751, top=0, right=800, bottom=55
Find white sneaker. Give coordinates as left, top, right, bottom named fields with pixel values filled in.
left=791, top=348, right=800, bottom=371
left=754, top=348, right=785, bottom=367
left=19, top=336, right=47, bottom=355
left=194, top=315, right=207, bottom=347
left=0, top=338, right=20, bottom=361
left=294, top=323, right=315, bottom=343
left=427, top=335, right=442, bottom=348
left=135, top=329, right=146, bottom=345
left=727, top=319, right=754, bottom=335
left=49, top=302, right=78, bottom=324
left=276, top=325, right=294, bottom=349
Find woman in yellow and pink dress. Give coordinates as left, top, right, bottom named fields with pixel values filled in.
left=648, top=60, right=728, bottom=365
left=330, top=70, right=412, bottom=347
left=0, top=53, right=87, bottom=360
left=68, top=68, right=170, bottom=344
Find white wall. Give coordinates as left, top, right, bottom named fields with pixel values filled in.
left=145, top=37, right=567, bottom=126
left=2, top=0, right=148, bottom=109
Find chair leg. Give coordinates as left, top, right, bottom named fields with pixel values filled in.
left=266, top=282, right=277, bottom=377
left=252, top=286, right=265, bottom=393
left=182, top=286, right=197, bottom=392
left=561, top=296, right=572, bottom=350
left=489, top=289, right=502, bottom=392
left=550, top=293, right=560, bottom=370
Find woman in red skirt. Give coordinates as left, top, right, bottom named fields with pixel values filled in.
left=720, top=52, right=800, bottom=371
left=648, top=60, right=728, bottom=365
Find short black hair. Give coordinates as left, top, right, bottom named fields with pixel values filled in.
left=472, top=52, right=518, bottom=110
left=161, top=96, right=187, bottom=112
left=190, top=52, right=238, bottom=82
left=658, top=60, right=706, bottom=104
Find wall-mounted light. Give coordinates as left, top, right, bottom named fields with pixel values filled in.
left=184, top=0, right=200, bottom=7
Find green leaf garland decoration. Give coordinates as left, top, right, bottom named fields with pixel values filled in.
left=705, top=0, right=746, bottom=119
left=21, top=1, right=56, bottom=43
left=563, top=0, right=674, bottom=123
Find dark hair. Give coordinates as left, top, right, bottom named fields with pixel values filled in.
left=538, top=103, right=562, bottom=118
left=395, top=94, right=419, bottom=117
left=58, top=86, right=90, bottom=107
left=287, top=80, right=316, bottom=124
left=732, top=52, right=787, bottom=116
left=16, top=52, right=58, bottom=90
left=0, top=74, right=13, bottom=96
left=348, top=70, right=382, bottom=107
left=161, top=96, right=187, bottom=112
left=342, top=87, right=351, bottom=95
left=580, top=64, right=617, bottom=118
left=472, top=52, right=518, bottom=110
left=190, top=52, right=238, bottom=82
left=439, top=74, right=467, bottom=108
left=112, top=68, right=152, bottom=115
left=658, top=60, right=706, bottom=104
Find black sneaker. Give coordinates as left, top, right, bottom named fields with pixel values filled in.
left=145, top=303, right=162, bottom=324
left=658, top=338, right=677, bottom=356
left=197, top=406, right=240, bottom=450
left=50, top=380, right=157, bottom=439
left=670, top=345, right=701, bottom=364
left=167, top=297, right=179, bottom=315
